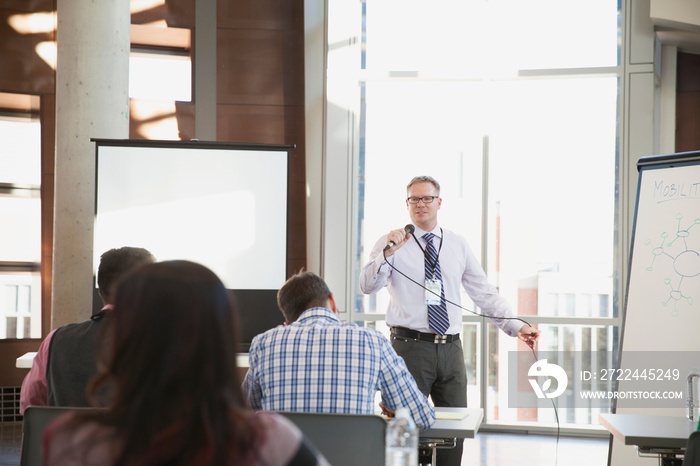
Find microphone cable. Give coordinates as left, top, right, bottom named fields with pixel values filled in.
left=529, top=344, right=560, bottom=465
left=381, top=247, right=530, bottom=328
left=381, top=245, right=562, bottom=463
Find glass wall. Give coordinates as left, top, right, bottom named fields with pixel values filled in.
left=0, top=110, right=42, bottom=339
left=354, top=0, right=620, bottom=430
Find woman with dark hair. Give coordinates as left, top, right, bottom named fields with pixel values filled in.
left=42, top=260, right=328, bottom=466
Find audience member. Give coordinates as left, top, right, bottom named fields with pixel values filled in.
left=242, top=271, right=435, bottom=430
left=42, top=260, right=329, bottom=466
left=20, top=246, right=155, bottom=413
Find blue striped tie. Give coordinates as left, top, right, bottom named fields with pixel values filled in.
left=423, top=233, right=449, bottom=335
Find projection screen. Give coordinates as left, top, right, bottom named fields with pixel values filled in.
left=93, top=139, right=291, bottom=349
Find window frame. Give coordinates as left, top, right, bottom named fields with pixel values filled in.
left=326, top=0, right=625, bottom=435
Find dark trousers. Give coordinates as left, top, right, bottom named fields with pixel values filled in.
left=392, top=335, right=467, bottom=466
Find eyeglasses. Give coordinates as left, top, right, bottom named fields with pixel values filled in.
left=407, top=196, right=439, bottom=204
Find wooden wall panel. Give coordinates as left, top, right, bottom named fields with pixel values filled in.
left=0, top=340, right=45, bottom=386
left=218, top=0, right=303, bottom=31
left=217, top=29, right=304, bottom=107
left=676, top=52, right=700, bottom=152
left=0, top=0, right=53, bottom=12
left=216, top=104, right=301, bottom=142
left=0, top=9, right=55, bottom=94
left=40, top=93, right=55, bottom=340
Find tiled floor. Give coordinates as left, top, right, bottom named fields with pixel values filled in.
left=461, top=432, right=609, bottom=465
left=0, top=423, right=21, bottom=466
left=0, top=420, right=609, bottom=466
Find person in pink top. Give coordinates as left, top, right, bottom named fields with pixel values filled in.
left=42, top=260, right=329, bottom=466
left=20, top=247, right=156, bottom=413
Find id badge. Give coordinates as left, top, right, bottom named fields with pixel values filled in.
left=425, top=278, right=442, bottom=305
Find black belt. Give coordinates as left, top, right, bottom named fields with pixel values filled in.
left=391, top=327, right=459, bottom=344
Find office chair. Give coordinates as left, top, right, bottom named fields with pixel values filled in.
left=685, top=430, right=700, bottom=465
left=278, top=411, right=387, bottom=466
left=20, top=406, right=96, bottom=466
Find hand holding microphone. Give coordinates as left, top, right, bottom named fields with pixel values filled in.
left=383, top=224, right=415, bottom=255
left=516, top=324, right=541, bottom=349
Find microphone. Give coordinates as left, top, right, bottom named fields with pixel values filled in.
left=384, top=224, right=415, bottom=251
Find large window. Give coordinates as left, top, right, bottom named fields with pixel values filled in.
left=354, top=0, right=620, bottom=431
left=129, top=46, right=192, bottom=140
left=129, top=48, right=191, bottom=102
left=0, top=108, right=42, bottom=339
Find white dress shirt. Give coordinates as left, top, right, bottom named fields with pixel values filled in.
left=360, top=224, right=523, bottom=337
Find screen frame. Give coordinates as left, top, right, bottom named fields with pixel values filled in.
left=91, top=138, right=293, bottom=350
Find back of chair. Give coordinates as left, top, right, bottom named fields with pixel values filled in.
left=20, top=406, right=96, bottom=466
left=686, top=430, right=700, bottom=465
left=23, top=407, right=386, bottom=466
left=278, top=412, right=386, bottom=466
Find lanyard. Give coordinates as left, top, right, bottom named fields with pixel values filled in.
left=413, top=228, right=444, bottom=276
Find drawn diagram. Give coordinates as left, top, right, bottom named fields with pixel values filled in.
left=645, top=213, right=700, bottom=316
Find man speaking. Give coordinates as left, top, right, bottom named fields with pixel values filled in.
left=360, top=175, right=539, bottom=466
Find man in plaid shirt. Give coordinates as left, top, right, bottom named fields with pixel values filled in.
left=242, top=271, right=435, bottom=430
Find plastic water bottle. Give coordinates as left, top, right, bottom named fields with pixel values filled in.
left=386, top=407, right=418, bottom=466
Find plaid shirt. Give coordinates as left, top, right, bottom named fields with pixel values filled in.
left=242, top=307, right=435, bottom=430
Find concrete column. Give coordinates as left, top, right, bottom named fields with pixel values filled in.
left=52, top=0, right=130, bottom=327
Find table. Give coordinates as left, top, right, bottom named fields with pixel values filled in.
left=16, top=352, right=36, bottom=369
left=419, top=407, right=483, bottom=465
left=599, top=413, right=696, bottom=465
left=17, top=352, right=250, bottom=369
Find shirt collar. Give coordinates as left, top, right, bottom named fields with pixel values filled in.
left=296, top=307, right=341, bottom=324
left=91, top=304, right=113, bottom=321
left=413, top=224, right=442, bottom=240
